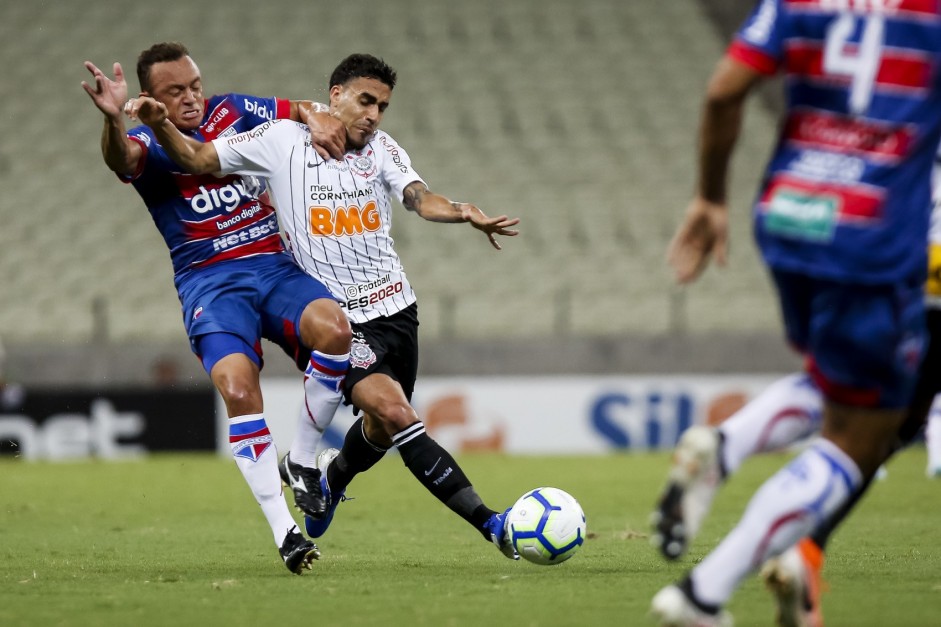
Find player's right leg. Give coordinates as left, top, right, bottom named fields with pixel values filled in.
left=179, top=265, right=318, bottom=573
left=200, top=335, right=318, bottom=574
left=652, top=373, right=823, bottom=560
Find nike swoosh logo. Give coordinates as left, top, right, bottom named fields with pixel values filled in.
left=307, top=160, right=324, bottom=168
left=424, top=457, right=442, bottom=476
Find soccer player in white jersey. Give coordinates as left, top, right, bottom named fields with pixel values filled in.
left=126, top=53, right=523, bottom=556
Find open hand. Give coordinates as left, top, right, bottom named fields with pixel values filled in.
left=81, top=61, right=127, bottom=119
left=666, top=197, right=729, bottom=284
left=460, top=204, right=521, bottom=250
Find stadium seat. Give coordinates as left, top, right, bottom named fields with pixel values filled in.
left=2, top=0, right=780, bottom=345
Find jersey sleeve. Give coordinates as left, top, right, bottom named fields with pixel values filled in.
left=228, top=92, right=291, bottom=125
left=213, top=119, right=300, bottom=177
left=120, top=125, right=180, bottom=181
left=374, top=131, right=425, bottom=207
left=728, top=0, right=785, bottom=75
left=118, top=131, right=148, bottom=182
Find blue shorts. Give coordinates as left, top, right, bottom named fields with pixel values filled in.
left=176, top=254, right=336, bottom=373
left=772, top=269, right=925, bottom=409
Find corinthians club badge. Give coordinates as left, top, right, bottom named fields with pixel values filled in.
left=347, top=150, right=377, bottom=178
left=350, top=337, right=377, bottom=369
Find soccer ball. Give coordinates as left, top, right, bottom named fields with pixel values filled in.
left=506, top=487, right=586, bottom=565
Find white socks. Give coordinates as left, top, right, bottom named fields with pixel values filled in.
left=690, top=438, right=861, bottom=606
left=229, top=413, right=297, bottom=547
left=719, top=373, right=823, bottom=474
left=290, top=351, right=350, bottom=467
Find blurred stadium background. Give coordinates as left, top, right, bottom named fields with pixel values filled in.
left=0, top=0, right=800, bottom=388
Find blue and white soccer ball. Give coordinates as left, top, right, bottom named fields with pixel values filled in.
left=506, top=487, right=586, bottom=565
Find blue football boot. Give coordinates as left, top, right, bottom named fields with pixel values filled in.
left=304, top=448, right=346, bottom=538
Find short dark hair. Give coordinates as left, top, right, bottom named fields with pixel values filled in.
left=137, top=42, right=190, bottom=92
left=329, top=54, right=396, bottom=90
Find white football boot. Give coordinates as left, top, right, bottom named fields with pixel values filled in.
left=650, top=585, right=733, bottom=627
left=651, top=426, right=723, bottom=559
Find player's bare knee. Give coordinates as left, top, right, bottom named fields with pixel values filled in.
left=321, top=318, right=352, bottom=354
left=215, top=376, right=261, bottom=415
left=301, top=300, right=351, bottom=354
left=375, top=401, right=419, bottom=435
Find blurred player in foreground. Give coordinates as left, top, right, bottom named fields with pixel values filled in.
left=653, top=142, right=941, bottom=626
left=82, top=42, right=351, bottom=574
left=925, top=151, right=941, bottom=478
left=650, top=2, right=941, bottom=625
left=126, top=53, right=523, bottom=558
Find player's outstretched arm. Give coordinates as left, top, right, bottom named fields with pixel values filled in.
left=81, top=61, right=142, bottom=176
left=666, top=55, right=762, bottom=284
left=126, top=96, right=221, bottom=175
left=402, top=181, right=520, bottom=250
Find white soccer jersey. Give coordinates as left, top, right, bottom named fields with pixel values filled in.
left=214, top=120, right=424, bottom=323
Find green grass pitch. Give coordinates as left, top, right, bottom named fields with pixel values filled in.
left=1, top=449, right=939, bottom=626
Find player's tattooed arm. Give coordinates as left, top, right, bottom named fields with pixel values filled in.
left=402, top=181, right=430, bottom=213
left=402, top=181, right=520, bottom=250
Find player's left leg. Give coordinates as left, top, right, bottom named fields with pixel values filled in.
left=292, top=297, right=351, bottom=467
left=278, top=297, right=351, bottom=520
left=304, top=414, right=388, bottom=538
left=350, top=373, right=513, bottom=555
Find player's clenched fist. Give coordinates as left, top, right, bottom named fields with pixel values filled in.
left=124, top=96, right=169, bottom=127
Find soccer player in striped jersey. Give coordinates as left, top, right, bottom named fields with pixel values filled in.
left=127, top=53, right=522, bottom=558
left=924, top=150, right=941, bottom=477
left=653, top=142, right=941, bottom=627
left=649, top=1, right=941, bottom=625
left=83, top=42, right=352, bottom=574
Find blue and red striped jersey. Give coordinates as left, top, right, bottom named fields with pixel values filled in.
left=123, top=93, right=292, bottom=281
left=731, top=0, right=941, bottom=283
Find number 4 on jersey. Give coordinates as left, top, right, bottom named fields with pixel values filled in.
left=823, top=12, right=885, bottom=115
